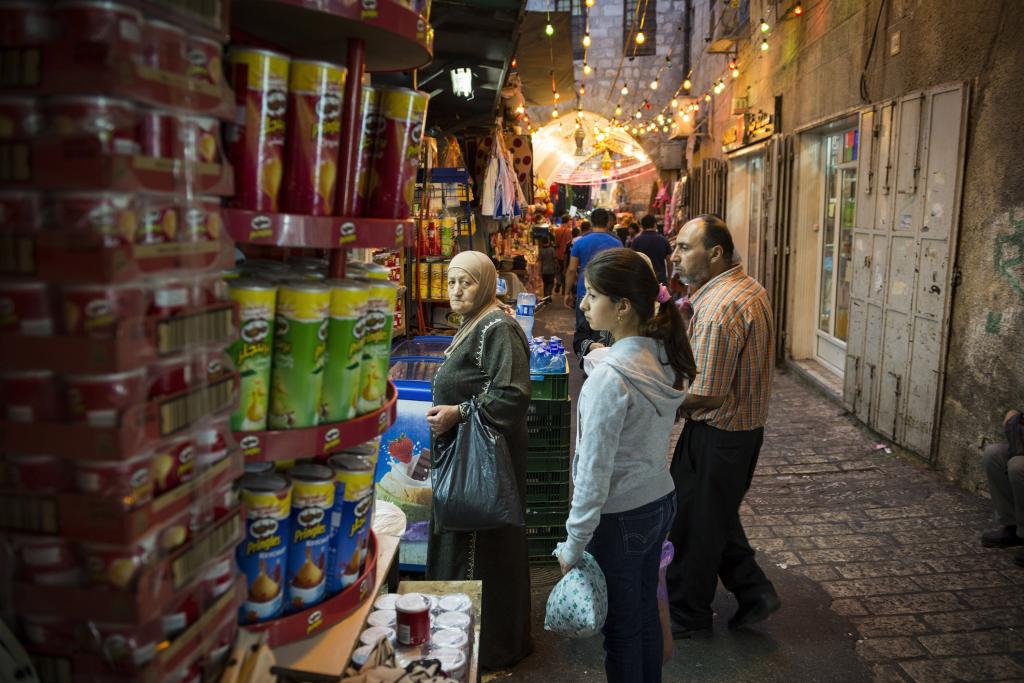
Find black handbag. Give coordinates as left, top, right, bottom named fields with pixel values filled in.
left=431, top=398, right=525, bottom=532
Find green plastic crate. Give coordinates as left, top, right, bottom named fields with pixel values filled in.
left=530, top=358, right=570, bottom=400
left=526, top=504, right=569, bottom=527
left=526, top=449, right=571, bottom=472
left=526, top=505, right=570, bottom=564
left=526, top=399, right=571, bottom=450
left=526, top=477, right=570, bottom=505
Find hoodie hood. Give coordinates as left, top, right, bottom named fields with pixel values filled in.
left=601, top=336, right=687, bottom=416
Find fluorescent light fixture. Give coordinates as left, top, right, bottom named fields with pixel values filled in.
left=450, top=68, right=474, bottom=98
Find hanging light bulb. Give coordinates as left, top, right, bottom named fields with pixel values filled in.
left=582, top=32, right=591, bottom=47
left=635, top=30, right=645, bottom=45
left=704, top=93, right=711, bottom=102
left=662, top=125, right=669, bottom=133
left=634, top=110, right=642, bottom=119
left=759, top=17, right=770, bottom=32
left=621, top=84, right=629, bottom=96
left=551, top=108, right=559, bottom=118
left=585, top=0, right=595, bottom=5
left=615, top=105, right=622, bottom=116
left=732, top=67, right=740, bottom=78
left=553, top=91, right=560, bottom=101
left=545, top=22, right=554, bottom=36
left=794, top=1, right=803, bottom=16
left=682, top=112, right=691, bottom=123
left=761, top=37, right=769, bottom=51
left=683, top=78, right=692, bottom=90
left=583, top=62, right=592, bottom=75
left=650, top=78, right=659, bottom=90
left=515, top=104, right=524, bottom=115
left=579, top=85, right=585, bottom=96
left=670, top=98, right=679, bottom=108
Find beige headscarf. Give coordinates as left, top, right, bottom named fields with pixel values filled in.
left=444, top=251, right=501, bottom=357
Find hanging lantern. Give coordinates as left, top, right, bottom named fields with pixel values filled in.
left=601, top=149, right=613, bottom=176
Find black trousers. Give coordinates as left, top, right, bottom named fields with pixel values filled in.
left=542, top=273, right=555, bottom=298
left=666, top=419, right=772, bottom=629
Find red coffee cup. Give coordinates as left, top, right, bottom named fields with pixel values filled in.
left=161, top=592, right=200, bottom=639
left=65, top=367, right=147, bottom=427
left=44, top=95, right=139, bottom=155
left=7, top=454, right=71, bottom=493
left=201, top=553, right=236, bottom=608
left=75, top=451, right=153, bottom=508
left=395, top=593, right=431, bottom=646
left=143, top=19, right=186, bottom=76
left=1, top=369, right=60, bottom=423
left=0, top=280, right=53, bottom=335
left=48, top=192, right=138, bottom=247
left=61, top=282, right=146, bottom=339
left=194, top=419, right=229, bottom=468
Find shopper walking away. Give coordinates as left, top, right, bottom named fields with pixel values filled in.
left=538, top=237, right=557, bottom=299
left=564, top=208, right=621, bottom=356
left=632, top=214, right=673, bottom=285
left=666, top=214, right=780, bottom=639
left=556, top=248, right=696, bottom=683
left=425, top=251, right=533, bottom=668
left=981, top=408, right=1024, bottom=565
left=555, top=215, right=574, bottom=293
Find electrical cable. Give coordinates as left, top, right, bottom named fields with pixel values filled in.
left=860, top=0, right=887, bottom=103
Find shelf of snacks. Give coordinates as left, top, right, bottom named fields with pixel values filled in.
left=230, top=0, right=433, bottom=73
left=242, top=531, right=381, bottom=647
left=225, top=209, right=414, bottom=250
left=235, top=381, right=398, bottom=462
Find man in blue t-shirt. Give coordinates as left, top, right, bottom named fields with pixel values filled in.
left=564, top=207, right=623, bottom=355
left=631, top=213, right=673, bottom=284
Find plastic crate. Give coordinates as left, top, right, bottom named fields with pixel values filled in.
left=526, top=399, right=571, bottom=451
left=526, top=506, right=570, bottom=564
left=526, top=478, right=570, bottom=505
left=527, top=449, right=571, bottom=472
left=526, top=504, right=569, bottom=527
left=530, top=358, right=570, bottom=400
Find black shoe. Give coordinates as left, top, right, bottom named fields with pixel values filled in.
left=671, top=622, right=713, bottom=640
left=981, top=526, right=1024, bottom=548
left=1014, top=547, right=1024, bottom=567
left=729, top=590, right=781, bottom=630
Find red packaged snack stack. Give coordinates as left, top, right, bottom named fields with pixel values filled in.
left=194, top=419, right=230, bottom=468
left=65, top=367, right=147, bottom=427
left=20, top=614, right=78, bottom=649
left=142, top=19, right=187, bottom=76
left=186, top=35, right=224, bottom=87
left=15, top=535, right=78, bottom=572
left=53, top=0, right=143, bottom=63
left=0, top=2, right=54, bottom=47
left=137, top=195, right=179, bottom=243
left=226, top=47, right=290, bottom=212
left=60, top=282, right=146, bottom=338
left=366, top=88, right=429, bottom=219
left=201, top=552, right=236, bottom=608
left=0, top=280, right=53, bottom=335
left=88, top=621, right=158, bottom=669
left=161, top=592, right=200, bottom=639
left=137, top=108, right=180, bottom=159
left=182, top=196, right=222, bottom=242
left=1, top=369, right=61, bottom=422
left=283, top=60, right=346, bottom=216
left=74, top=451, right=153, bottom=508
left=0, top=96, right=42, bottom=139
left=151, top=433, right=194, bottom=494
left=44, top=96, right=139, bottom=155
left=0, top=190, right=43, bottom=232
left=181, top=115, right=222, bottom=164
left=148, top=354, right=191, bottom=400
left=7, top=453, right=72, bottom=493
left=149, top=276, right=192, bottom=318
left=31, top=566, right=82, bottom=587
left=49, top=191, right=138, bottom=247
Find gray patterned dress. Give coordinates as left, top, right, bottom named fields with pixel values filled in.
left=427, top=309, right=533, bottom=669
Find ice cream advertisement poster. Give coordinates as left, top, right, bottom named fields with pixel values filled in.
left=376, top=398, right=433, bottom=569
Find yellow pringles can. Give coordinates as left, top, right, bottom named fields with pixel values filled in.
left=226, top=47, right=291, bottom=212
left=283, top=60, right=346, bottom=216
left=268, top=282, right=331, bottom=429
left=429, top=262, right=444, bottom=300
left=228, top=279, right=277, bottom=431
left=356, top=280, right=399, bottom=415
left=417, top=262, right=429, bottom=299
left=320, top=279, right=371, bottom=423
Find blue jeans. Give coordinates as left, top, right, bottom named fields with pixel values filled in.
left=589, top=492, right=676, bottom=683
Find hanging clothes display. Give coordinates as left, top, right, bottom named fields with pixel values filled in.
left=480, top=129, right=526, bottom=218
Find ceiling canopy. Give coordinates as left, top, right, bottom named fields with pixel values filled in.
left=533, top=110, right=656, bottom=185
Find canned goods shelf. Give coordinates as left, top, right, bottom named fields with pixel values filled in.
left=223, top=209, right=416, bottom=250
left=231, top=0, right=433, bottom=73
left=235, top=381, right=399, bottom=462
left=243, top=530, right=380, bottom=646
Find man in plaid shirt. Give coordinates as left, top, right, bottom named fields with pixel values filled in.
left=665, top=214, right=780, bottom=639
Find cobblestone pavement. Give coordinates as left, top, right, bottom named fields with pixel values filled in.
left=504, top=306, right=1024, bottom=682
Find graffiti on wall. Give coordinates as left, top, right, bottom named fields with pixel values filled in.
left=996, top=208, right=1024, bottom=300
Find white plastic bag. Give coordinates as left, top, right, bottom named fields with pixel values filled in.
left=544, top=550, right=608, bottom=638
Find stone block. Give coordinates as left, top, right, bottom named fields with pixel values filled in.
left=862, top=592, right=964, bottom=615
left=900, top=656, right=1024, bottom=683
left=911, top=570, right=1009, bottom=592
left=852, top=615, right=930, bottom=638
left=922, top=608, right=1024, bottom=633
left=917, top=628, right=1024, bottom=656
left=855, top=636, right=927, bottom=662
left=821, top=577, right=922, bottom=599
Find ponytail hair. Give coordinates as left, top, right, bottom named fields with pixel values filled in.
left=584, top=248, right=697, bottom=389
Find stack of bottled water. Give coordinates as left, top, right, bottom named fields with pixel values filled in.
left=529, top=336, right=567, bottom=374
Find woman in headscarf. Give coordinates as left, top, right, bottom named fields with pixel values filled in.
left=424, top=250, right=533, bottom=669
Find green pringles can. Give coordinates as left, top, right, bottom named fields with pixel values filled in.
left=268, top=281, right=331, bottom=429
left=320, top=279, right=371, bottom=423
left=228, top=279, right=277, bottom=431
left=356, top=280, right=399, bottom=415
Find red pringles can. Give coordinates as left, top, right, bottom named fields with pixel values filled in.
left=283, top=60, right=346, bottom=216
left=182, top=196, right=222, bottom=242
left=226, top=47, right=290, bottom=212
left=48, top=192, right=138, bottom=247
left=186, top=36, right=224, bottom=87
left=350, top=85, right=381, bottom=217
left=181, top=115, right=222, bottom=165
left=137, top=109, right=179, bottom=159
left=142, top=19, right=187, bottom=77
left=44, top=96, right=139, bottom=155
left=52, top=0, right=143, bottom=63
left=137, top=195, right=179, bottom=244
left=367, top=88, right=429, bottom=219
left=395, top=593, right=431, bottom=646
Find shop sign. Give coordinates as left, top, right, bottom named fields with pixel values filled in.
left=722, top=116, right=745, bottom=152
left=746, top=110, right=774, bottom=144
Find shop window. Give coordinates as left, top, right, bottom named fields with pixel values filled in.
left=624, top=0, right=657, bottom=56
left=555, top=0, right=588, bottom=61
left=817, top=129, right=858, bottom=343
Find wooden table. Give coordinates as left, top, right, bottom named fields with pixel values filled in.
left=271, top=533, right=401, bottom=676
left=398, top=580, right=482, bottom=683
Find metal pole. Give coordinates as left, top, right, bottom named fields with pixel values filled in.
left=330, top=38, right=367, bottom=279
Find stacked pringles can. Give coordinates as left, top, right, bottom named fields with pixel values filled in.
left=0, top=3, right=242, bottom=681
left=236, top=440, right=382, bottom=623
left=354, top=590, right=476, bottom=680
left=225, top=46, right=430, bottom=219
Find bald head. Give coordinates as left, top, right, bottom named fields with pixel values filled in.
left=671, top=214, right=736, bottom=289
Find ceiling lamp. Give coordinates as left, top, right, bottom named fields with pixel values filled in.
left=582, top=32, right=591, bottom=47
left=683, top=78, right=692, bottom=90
left=583, top=62, right=592, bottom=75
left=545, top=22, right=554, bottom=36
left=759, top=17, right=770, bottom=32
left=621, top=84, right=629, bottom=96
left=450, top=67, right=473, bottom=98
left=635, top=31, right=645, bottom=45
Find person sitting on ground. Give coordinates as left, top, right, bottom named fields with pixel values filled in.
left=538, top=237, right=557, bottom=299
left=981, top=409, right=1024, bottom=566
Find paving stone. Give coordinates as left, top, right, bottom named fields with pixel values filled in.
left=861, top=592, right=965, bottom=615
left=770, top=523, right=854, bottom=537
left=871, top=663, right=912, bottom=683
left=910, top=570, right=1010, bottom=592
left=890, top=528, right=981, bottom=545
left=822, top=577, right=922, bottom=598
left=959, top=587, right=1024, bottom=609
left=917, top=628, right=1024, bottom=656
left=799, top=548, right=894, bottom=564
left=849, top=518, right=936, bottom=534
left=864, top=506, right=932, bottom=520
left=810, top=534, right=893, bottom=549
left=923, top=556, right=1011, bottom=573
left=750, top=538, right=786, bottom=552
left=741, top=514, right=792, bottom=526
left=899, top=655, right=1024, bottom=683
left=789, top=565, right=842, bottom=581
left=835, top=561, right=934, bottom=579
left=831, top=598, right=871, bottom=616
left=921, top=607, right=1024, bottom=633
left=855, top=637, right=926, bottom=662
left=852, top=615, right=930, bottom=638
left=777, top=463, right=842, bottom=474
left=788, top=511, right=866, bottom=524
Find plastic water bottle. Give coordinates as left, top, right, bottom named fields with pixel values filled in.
left=516, top=292, right=536, bottom=338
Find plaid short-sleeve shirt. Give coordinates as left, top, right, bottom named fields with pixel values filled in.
left=687, top=265, right=774, bottom=431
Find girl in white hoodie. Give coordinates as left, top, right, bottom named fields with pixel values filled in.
left=556, top=248, right=696, bottom=682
